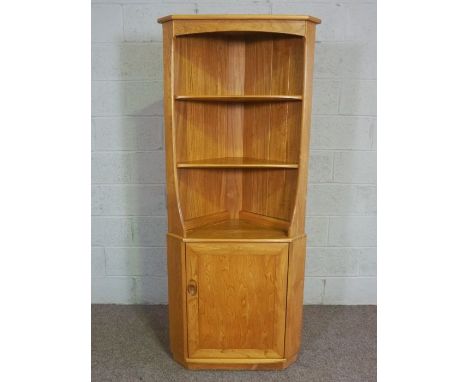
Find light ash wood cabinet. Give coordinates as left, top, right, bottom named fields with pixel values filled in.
left=158, top=14, right=321, bottom=370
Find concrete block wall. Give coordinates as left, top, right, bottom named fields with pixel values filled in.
left=92, top=0, right=377, bottom=304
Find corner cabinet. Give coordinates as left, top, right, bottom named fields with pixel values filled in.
left=158, top=14, right=321, bottom=370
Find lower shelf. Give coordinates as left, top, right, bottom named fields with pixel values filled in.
left=186, top=219, right=289, bottom=241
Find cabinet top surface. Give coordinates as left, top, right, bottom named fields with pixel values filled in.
left=157, top=14, right=321, bottom=24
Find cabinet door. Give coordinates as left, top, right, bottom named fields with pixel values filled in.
left=185, top=242, right=288, bottom=359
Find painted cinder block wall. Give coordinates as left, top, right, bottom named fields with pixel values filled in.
left=91, top=0, right=377, bottom=304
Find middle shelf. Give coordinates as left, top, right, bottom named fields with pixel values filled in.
left=175, top=95, right=302, bottom=102
left=176, top=157, right=299, bottom=169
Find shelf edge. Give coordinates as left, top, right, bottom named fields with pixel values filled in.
left=174, top=95, right=303, bottom=102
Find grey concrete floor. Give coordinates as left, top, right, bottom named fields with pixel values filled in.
left=92, top=305, right=376, bottom=382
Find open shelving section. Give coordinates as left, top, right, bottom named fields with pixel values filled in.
left=172, top=30, right=306, bottom=232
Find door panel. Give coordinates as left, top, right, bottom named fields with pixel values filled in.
left=186, top=242, right=288, bottom=359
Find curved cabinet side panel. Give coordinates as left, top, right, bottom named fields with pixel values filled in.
left=163, top=21, right=185, bottom=235
left=288, top=23, right=317, bottom=237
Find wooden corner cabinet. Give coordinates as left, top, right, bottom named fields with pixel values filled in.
left=158, top=14, right=321, bottom=370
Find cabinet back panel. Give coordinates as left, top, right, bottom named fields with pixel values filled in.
left=175, top=34, right=245, bottom=95
left=243, top=102, right=301, bottom=163
left=244, top=34, right=304, bottom=95
left=178, top=167, right=296, bottom=223
left=242, top=169, right=298, bottom=221
left=175, top=102, right=243, bottom=162
left=175, top=101, right=300, bottom=163
left=178, top=169, right=229, bottom=220
left=174, top=33, right=303, bottom=96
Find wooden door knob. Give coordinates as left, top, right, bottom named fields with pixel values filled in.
left=187, top=280, right=197, bottom=296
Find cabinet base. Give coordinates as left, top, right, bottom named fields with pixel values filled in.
left=174, top=354, right=298, bottom=370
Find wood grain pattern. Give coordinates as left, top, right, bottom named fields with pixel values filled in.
left=242, top=169, right=298, bottom=221
left=186, top=243, right=288, bottom=358
left=178, top=169, right=229, bottom=221
left=161, top=16, right=319, bottom=370
left=242, top=102, right=303, bottom=163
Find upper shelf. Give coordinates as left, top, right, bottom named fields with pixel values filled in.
left=175, top=95, right=302, bottom=102
left=177, top=157, right=299, bottom=169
